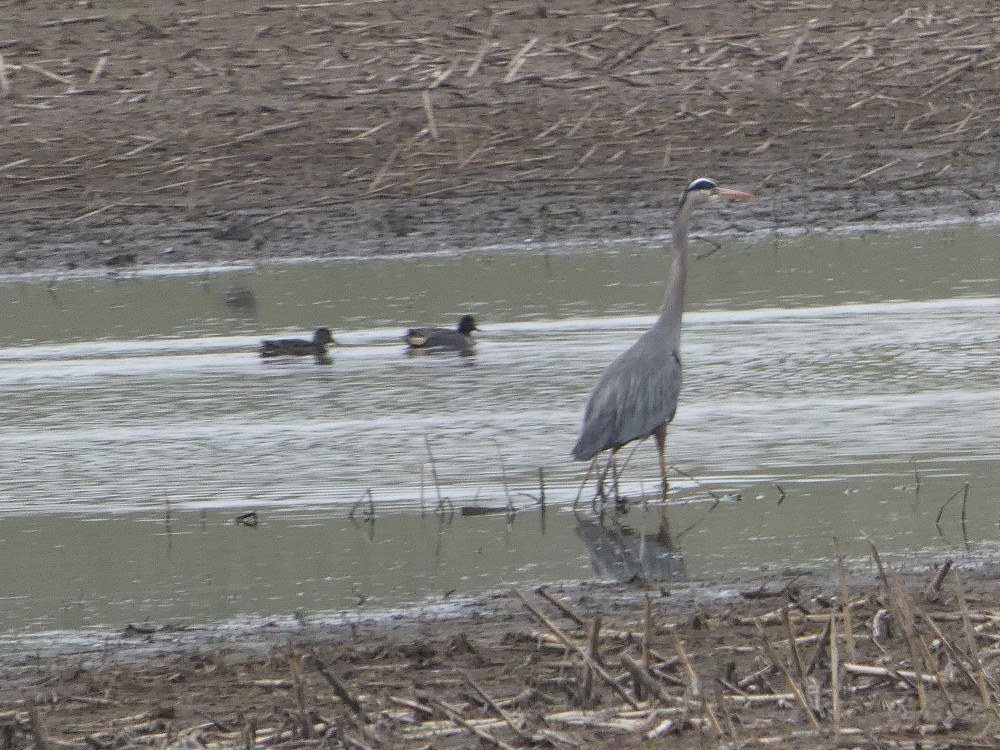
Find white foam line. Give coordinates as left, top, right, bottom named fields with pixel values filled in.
left=482, top=296, right=1000, bottom=334
left=1, top=296, right=996, bottom=363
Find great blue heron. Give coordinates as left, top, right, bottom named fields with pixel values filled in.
left=405, top=314, right=479, bottom=353
left=572, top=177, right=752, bottom=502
left=259, top=327, right=336, bottom=359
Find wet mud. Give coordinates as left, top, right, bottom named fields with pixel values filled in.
left=4, top=2, right=1000, bottom=275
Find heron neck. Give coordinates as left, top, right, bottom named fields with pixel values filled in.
left=658, top=195, right=693, bottom=351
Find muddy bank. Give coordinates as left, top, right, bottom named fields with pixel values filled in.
left=4, top=561, right=1000, bottom=747
left=5, top=2, right=1000, bottom=274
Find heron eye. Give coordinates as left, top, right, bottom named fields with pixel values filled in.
left=687, top=178, right=717, bottom=192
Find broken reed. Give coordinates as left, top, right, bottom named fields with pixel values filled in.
left=8, top=2, right=1000, bottom=222
left=12, top=553, right=1000, bottom=748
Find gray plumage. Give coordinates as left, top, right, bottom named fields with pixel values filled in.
left=572, top=178, right=752, bottom=495
left=406, top=314, right=478, bottom=352
left=572, top=333, right=682, bottom=460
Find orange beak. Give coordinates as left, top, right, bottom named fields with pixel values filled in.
left=717, top=187, right=754, bottom=200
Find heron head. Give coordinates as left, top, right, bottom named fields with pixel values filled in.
left=686, top=177, right=753, bottom=201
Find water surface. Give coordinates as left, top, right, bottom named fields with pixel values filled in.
left=1, top=225, right=999, bottom=633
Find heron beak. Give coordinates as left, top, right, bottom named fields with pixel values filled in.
left=717, top=187, right=754, bottom=200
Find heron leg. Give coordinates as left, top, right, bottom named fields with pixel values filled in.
left=596, top=450, right=618, bottom=509
left=652, top=424, right=672, bottom=544
left=653, top=424, right=669, bottom=502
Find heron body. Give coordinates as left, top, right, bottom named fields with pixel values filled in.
left=572, top=177, right=752, bottom=499
left=406, top=314, right=478, bottom=353
left=259, top=327, right=336, bottom=358
left=571, top=328, right=682, bottom=461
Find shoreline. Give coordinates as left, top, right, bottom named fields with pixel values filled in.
left=5, top=199, right=1000, bottom=284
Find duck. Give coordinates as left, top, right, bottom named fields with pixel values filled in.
left=405, top=314, right=478, bottom=353
left=259, top=327, right=336, bottom=360
left=224, top=284, right=257, bottom=311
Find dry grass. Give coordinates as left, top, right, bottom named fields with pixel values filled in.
left=3, top=1, right=1000, bottom=224
left=6, top=559, right=1000, bottom=748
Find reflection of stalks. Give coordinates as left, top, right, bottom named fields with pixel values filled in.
left=514, top=467, right=547, bottom=510
left=422, top=436, right=455, bottom=560
left=348, top=489, right=377, bottom=541
left=163, top=495, right=173, bottom=555
left=585, top=446, right=737, bottom=514
left=433, top=503, right=455, bottom=559
left=423, top=435, right=449, bottom=515
left=669, top=465, right=737, bottom=510
left=494, top=442, right=516, bottom=520
left=935, top=481, right=971, bottom=547
left=419, top=464, right=426, bottom=516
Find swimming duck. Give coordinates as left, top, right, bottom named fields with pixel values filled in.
left=405, top=314, right=478, bottom=353
left=259, top=327, right=336, bottom=359
left=224, top=284, right=257, bottom=310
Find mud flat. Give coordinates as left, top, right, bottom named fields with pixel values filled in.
left=4, top=2, right=1000, bottom=274
left=3, top=561, right=1000, bottom=747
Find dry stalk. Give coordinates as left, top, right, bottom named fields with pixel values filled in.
left=461, top=671, right=533, bottom=742
left=888, top=574, right=929, bottom=719
left=0, top=54, right=9, bottom=98
left=535, top=586, right=586, bottom=627
left=782, top=607, right=806, bottom=685
left=842, top=663, right=938, bottom=685
left=908, top=607, right=957, bottom=713
left=428, top=697, right=517, bottom=750
left=512, top=588, right=639, bottom=709
left=833, top=537, right=856, bottom=663
left=619, top=653, right=674, bottom=707
left=421, top=90, right=438, bottom=141
left=202, top=121, right=305, bottom=151
left=925, top=559, right=954, bottom=601
left=28, top=707, right=50, bottom=750
left=466, top=13, right=498, bottom=77
left=669, top=632, right=700, bottom=699
left=954, top=570, right=992, bottom=706
left=40, top=13, right=107, bottom=27
left=582, top=616, right=600, bottom=705
left=289, top=651, right=313, bottom=739
left=829, top=607, right=841, bottom=733
left=503, top=37, right=538, bottom=83
left=642, top=596, right=653, bottom=668
left=88, top=55, right=109, bottom=87
left=755, top=619, right=820, bottom=727
left=310, top=650, right=369, bottom=722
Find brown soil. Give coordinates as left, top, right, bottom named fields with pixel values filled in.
left=5, top=1, right=1000, bottom=746
left=4, top=1, right=1000, bottom=274
left=5, top=565, right=1000, bottom=748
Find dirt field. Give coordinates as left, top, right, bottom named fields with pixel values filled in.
left=6, top=1, right=1000, bottom=746
left=4, top=0, right=1000, bottom=274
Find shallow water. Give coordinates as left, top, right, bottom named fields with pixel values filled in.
left=2, top=225, right=1000, bottom=633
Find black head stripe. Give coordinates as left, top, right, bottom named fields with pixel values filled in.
left=687, top=178, right=717, bottom=192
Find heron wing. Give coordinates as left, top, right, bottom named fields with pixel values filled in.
left=572, top=334, right=682, bottom=460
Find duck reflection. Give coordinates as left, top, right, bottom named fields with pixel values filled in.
left=574, top=511, right=685, bottom=583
